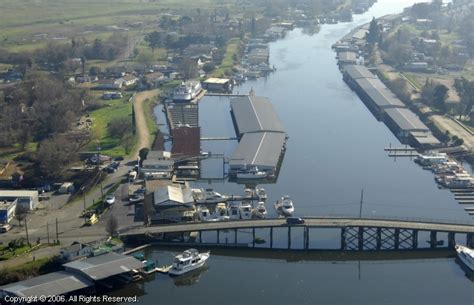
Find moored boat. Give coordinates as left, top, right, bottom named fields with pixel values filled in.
left=253, top=201, right=267, bottom=219
left=237, top=166, right=269, bottom=179
left=455, top=244, right=474, bottom=272
left=274, top=195, right=294, bottom=217
left=239, top=201, right=253, bottom=219
left=169, top=249, right=210, bottom=276
left=256, top=187, right=267, bottom=200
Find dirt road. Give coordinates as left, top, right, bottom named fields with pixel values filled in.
left=132, top=89, right=160, bottom=158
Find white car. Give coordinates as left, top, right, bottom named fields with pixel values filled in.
left=105, top=195, right=115, bottom=205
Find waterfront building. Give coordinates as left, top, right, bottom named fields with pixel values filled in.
left=0, top=190, right=39, bottom=211
left=0, top=199, right=17, bottom=224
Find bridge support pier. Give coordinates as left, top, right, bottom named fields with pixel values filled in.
left=270, top=227, right=273, bottom=249
left=252, top=228, right=256, bottom=248
left=376, top=228, right=382, bottom=250
left=217, top=230, right=220, bottom=244
left=288, top=226, right=292, bottom=250
left=412, top=230, right=418, bottom=249
left=340, top=228, right=346, bottom=250
left=430, top=231, right=437, bottom=249
left=448, top=232, right=456, bottom=249
left=358, top=227, right=364, bottom=250
left=234, top=229, right=237, bottom=244
left=304, top=227, right=309, bottom=250
left=394, top=229, right=400, bottom=250
left=180, top=232, right=185, bottom=242
left=199, top=231, right=202, bottom=243
left=466, top=233, right=474, bottom=248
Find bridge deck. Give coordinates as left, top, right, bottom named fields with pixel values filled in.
left=121, top=218, right=474, bottom=236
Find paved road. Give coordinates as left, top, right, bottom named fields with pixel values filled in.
left=122, top=217, right=474, bottom=236
left=430, top=114, right=474, bottom=152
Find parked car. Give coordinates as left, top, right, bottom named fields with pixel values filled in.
left=105, top=195, right=115, bottom=205
left=129, top=194, right=144, bottom=203
left=0, top=224, right=12, bottom=233
left=286, top=217, right=305, bottom=225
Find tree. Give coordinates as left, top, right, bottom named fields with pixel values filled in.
left=105, top=214, right=118, bottom=237
left=178, top=58, right=198, bottom=80
left=139, top=148, right=149, bottom=163
left=108, top=118, right=132, bottom=140
left=202, top=63, right=215, bottom=74
left=366, top=17, right=381, bottom=45
left=454, top=77, right=474, bottom=117
left=144, top=31, right=162, bottom=53
left=14, top=204, right=28, bottom=226
left=433, top=84, right=449, bottom=113
left=36, top=135, right=78, bottom=178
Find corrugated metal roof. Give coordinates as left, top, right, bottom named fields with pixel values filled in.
left=343, top=65, right=377, bottom=80
left=385, top=108, right=429, bottom=132
left=63, top=252, right=144, bottom=281
left=230, top=96, right=285, bottom=135
left=338, top=52, right=357, bottom=61
left=0, top=271, right=92, bottom=297
left=203, top=78, right=230, bottom=84
left=0, top=190, right=38, bottom=198
left=153, top=184, right=194, bottom=206
left=229, top=132, right=286, bottom=168
left=356, top=78, right=406, bottom=108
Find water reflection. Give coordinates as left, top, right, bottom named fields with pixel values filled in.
left=173, top=266, right=210, bottom=287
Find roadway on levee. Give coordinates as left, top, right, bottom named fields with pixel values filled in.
left=121, top=217, right=474, bottom=236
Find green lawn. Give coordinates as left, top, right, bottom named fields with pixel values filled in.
left=87, top=94, right=135, bottom=157
left=211, top=38, right=241, bottom=77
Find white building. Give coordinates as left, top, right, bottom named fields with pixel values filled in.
left=0, top=190, right=39, bottom=210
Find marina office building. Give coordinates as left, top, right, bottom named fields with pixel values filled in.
left=229, top=96, right=287, bottom=175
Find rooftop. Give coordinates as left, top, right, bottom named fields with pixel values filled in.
left=0, top=271, right=93, bottom=297
left=203, top=78, right=230, bottom=84
left=153, top=184, right=194, bottom=206
left=63, top=252, right=144, bottom=281
left=229, top=132, right=286, bottom=168
left=356, top=78, right=406, bottom=109
left=343, top=65, right=377, bottom=80
left=384, top=108, right=429, bottom=132
left=230, top=96, right=285, bottom=136
left=0, top=190, right=38, bottom=197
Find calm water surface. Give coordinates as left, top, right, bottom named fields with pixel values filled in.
left=143, top=1, right=474, bottom=304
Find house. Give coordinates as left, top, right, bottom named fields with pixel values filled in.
left=59, top=242, right=93, bottom=262
left=95, top=79, right=123, bottom=90
left=0, top=190, right=39, bottom=210
left=119, top=74, right=138, bottom=87
left=141, top=159, right=174, bottom=180
left=143, top=72, right=165, bottom=88
left=0, top=199, right=17, bottom=224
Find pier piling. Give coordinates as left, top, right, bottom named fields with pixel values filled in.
left=448, top=232, right=455, bottom=249
left=412, top=230, right=418, bottom=249
left=270, top=227, right=273, bottom=249
left=430, top=231, right=437, bottom=249
left=288, top=226, right=292, bottom=250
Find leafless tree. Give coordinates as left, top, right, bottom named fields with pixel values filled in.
left=105, top=214, right=119, bottom=237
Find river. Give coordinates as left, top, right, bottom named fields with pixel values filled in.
left=137, top=1, right=474, bottom=304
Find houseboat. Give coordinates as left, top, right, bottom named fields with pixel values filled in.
left=172, top=81, right=203, bottom=102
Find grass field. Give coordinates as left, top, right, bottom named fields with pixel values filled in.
left=211, top=38, right=241, bottom=77
left=87, top=94, right=135, bottom=157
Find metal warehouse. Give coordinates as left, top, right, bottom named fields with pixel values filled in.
left=229, top=132, right=286, bottom=173
left=384, top=107, right=430, bottom=138
left=230, top=96, right=285, bottom=137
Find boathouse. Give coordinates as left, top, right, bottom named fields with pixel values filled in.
left=0, top=271, right=93, bottom=298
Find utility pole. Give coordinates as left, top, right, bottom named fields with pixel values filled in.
left=55, top=218, right=59, bottom=244
left=25, top=217, right=30, bottom=247
left=46, top=222, right=50, bottom=245
left=82, top=186, right=86, bottom=224
left=359, top=189, right=364, bottom=219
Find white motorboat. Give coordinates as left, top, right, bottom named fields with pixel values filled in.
left=274, top=195, right=294, bottom=217
left=168, top=249, right=210, bottom=276
left=236, top=166, right=268, bottom=179
left=197, top=206, right=211, bottom=221
left=244, top=188, right=254, bottom=198
left=213, top=202, right=230, bottom=221
left=239, top=201, right=252, bottom=219
left=228, top=202, right=240, bottom=220
left=253, top=201, right=267, bottom=219
left=455, top=244, right=474, bottom=271
left=256, top=187, right=267, bottom=201
left=193, top=188, right=227, bottom=204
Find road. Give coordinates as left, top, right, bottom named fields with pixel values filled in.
left=132, top=89, right=160, bottom=156
left=430, top=114, right=474, bottom=152
left=122, top=217, right=474, bottom=236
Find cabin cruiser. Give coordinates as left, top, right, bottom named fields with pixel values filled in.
left=228, top=202, right=240, bottom=220
left=244, top=188, right=254, bottom=198
left=274, top=195, right=294, bottom=217
left=169, top=249, right=210, bottom=276
left=253, top=201, right=267, bottom=219
left=213, top=202, right=230, bottom=221
left=236, top=166, right=268, bottom=179
left=414, top=152, right=448, bottom=166
left=239, top=201, right=253, bottom=219
left=197, top=206, right=211, bottom=222
left=256, top=188, right=267, bottom=201
left=172, top=81, right=203, bottom=102
left=455, top=244, right=474, bottom=271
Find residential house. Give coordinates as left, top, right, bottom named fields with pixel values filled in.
left=119, top=74, right=138, bottom=87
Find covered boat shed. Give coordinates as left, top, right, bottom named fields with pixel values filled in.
left=229, top=132, right=286, bottom=173
left=383, top=108, right=430, bottom=138
left=63, top=252, right=144, bottom=281
left=0, top=271, right=93, bottom=298
left=230, top=96, right=285, bottom=137
left=354, top=78, right=406, bottom=116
